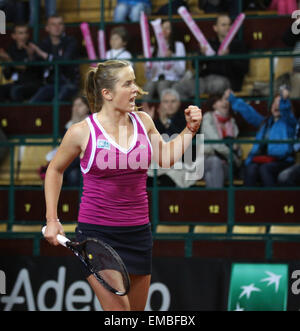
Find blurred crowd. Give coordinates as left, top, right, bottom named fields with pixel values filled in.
left=0, top=0, right=300, bottom=188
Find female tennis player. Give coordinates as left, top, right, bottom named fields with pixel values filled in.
left=44, top=59, right=202, bottom=311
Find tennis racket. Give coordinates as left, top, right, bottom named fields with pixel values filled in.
left=42, top=226, right=130, bottom=296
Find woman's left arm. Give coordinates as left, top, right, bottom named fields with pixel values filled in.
left=138, top=106, right=202, bottom=168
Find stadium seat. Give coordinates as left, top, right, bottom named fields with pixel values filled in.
left=11, top=223, right=77, bottom=233
left=269, top=226, right=300, bottom=235
left=238, top=137, right=254, bottom=161
left=12, top=225, right=42, bottom=232
left=156, top=225, right=189, bottom=233
left=62, top=223, right=77, bottom=233
left=232, top=225, right=267, bottom=234
left=0, top=223, right=7, bottom=232
left=193, top=225, right=227, bottom=233
left=0, top=143, right=19, bottom=185
left=17, top=138, right=53, bottom=185
left=243, top=55, right=271, bottom=85
left=274, top=57, right=293, bottom=80
left=57, top=0, right=116, bottom=23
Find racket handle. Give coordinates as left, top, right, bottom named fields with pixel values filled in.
left=42, top=226, right=70, bottom=247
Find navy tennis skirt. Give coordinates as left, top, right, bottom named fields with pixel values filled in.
left=75, top=222, right=153, bottom=277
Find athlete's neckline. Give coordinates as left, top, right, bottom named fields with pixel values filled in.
left=93, top=112, right=138, bottom=154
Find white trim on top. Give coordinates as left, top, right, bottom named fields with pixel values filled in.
left=93, top=112, right=137, bottom=154
left=133, top=112, right=153, bottom=156
left=80, top=117, right=96, bottom=174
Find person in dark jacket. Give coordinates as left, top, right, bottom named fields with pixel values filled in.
left=227, top=88, right=297, bottom=186
left=29, top=14, right=79, bottom=102
left=0, top=24, right=42, bottom=101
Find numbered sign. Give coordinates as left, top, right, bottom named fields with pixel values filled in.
left=235, top=190, right=300, bottom=223
left=159, top=190, right=227, bottom=223
left=14, top=189, right=79, bottom=222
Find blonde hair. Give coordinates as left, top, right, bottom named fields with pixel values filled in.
left=85, top=60, right=146, bottom=113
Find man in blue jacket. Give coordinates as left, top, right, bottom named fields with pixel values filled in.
left=225, top=88, right=297, bottom=186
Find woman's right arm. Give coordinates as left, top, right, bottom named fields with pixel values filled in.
left=44, top=121, right=89, bottom=246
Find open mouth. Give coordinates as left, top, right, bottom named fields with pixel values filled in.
left=129, top=97, right=136, bottom=106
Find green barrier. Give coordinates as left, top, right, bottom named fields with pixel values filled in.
left=228, top=263, right=288, bottom=311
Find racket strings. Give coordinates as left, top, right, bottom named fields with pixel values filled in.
left=84, top=240, right=128, bottom=294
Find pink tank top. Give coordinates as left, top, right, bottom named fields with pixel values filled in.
left=78, top=112, right=152, bottom=226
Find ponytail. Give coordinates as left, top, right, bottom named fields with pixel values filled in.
left=85, top=69, right=98, bottom=113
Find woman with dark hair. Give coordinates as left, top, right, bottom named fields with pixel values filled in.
left=143, top=20, right=186, bottom=102
left=226, top=88, right=297, bottom=186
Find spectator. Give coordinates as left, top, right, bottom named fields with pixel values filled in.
left=198, top=0, right=239, bottom=18
left=278, top=118, right=300, bottom=186
left=0, top=23, right=42, bottom=102
left=106, top=26, right=132, bottom=62
left=173, top=13, right=248, bottom=99
left=143, top=20, right=186, bottom=102
left=29, top=0, right=56, bottom=26
left=29, top=14, right=79, bottom=102
left=201, top=92, right=241, bottom=188
left=227, top=88, right=297, bottom=187
left=114, top=0, right=151, bottom=22
left=154, top=89, right=186, bottom=136
left=43, top=95, right=90, bottom=186
left=0, top=0, right=27, bottom=24
left=146, top=88, right=199, bottom=188
left=155, top=0, right=190, bottom=15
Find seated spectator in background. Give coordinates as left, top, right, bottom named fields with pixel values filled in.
left=278, top=118, right=300, bottom=186
left=153, top=88, right=186, bottom=137
left=201, top=92, right=241, bottom=188
left=0, top=24, right=42, bottom=102
left=145, top=88, right=199, bottom=188
left=198, top=0, right=239, bottom=18
left=227, top=88, right=297, bottom=187
left=283, top=24, right=300, bottom=98
left=143, top=20, right=186, bottom=102
left=114, top=0, right=151, bottom=22
left=106, top=26, right=132, bottom=62
left=43, top=95, right=90, bottom=186
left=29, top=14, right=79, bottom=102
left=0, top=0, right=28, bottom=24
left=155, top=0, right=190, bottom=15
left=29, top=0, right=56, bottom=26
left=174, top=13, right=248, bottom=99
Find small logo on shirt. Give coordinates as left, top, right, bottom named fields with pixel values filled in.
left=97, top=139, right=110, bottom=150
left=139, top=144, right=146, bottom=149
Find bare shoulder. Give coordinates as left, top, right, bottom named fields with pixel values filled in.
left=133, top=111, right=155, bottom=133
left=62, top=118, right=90, bottom=148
